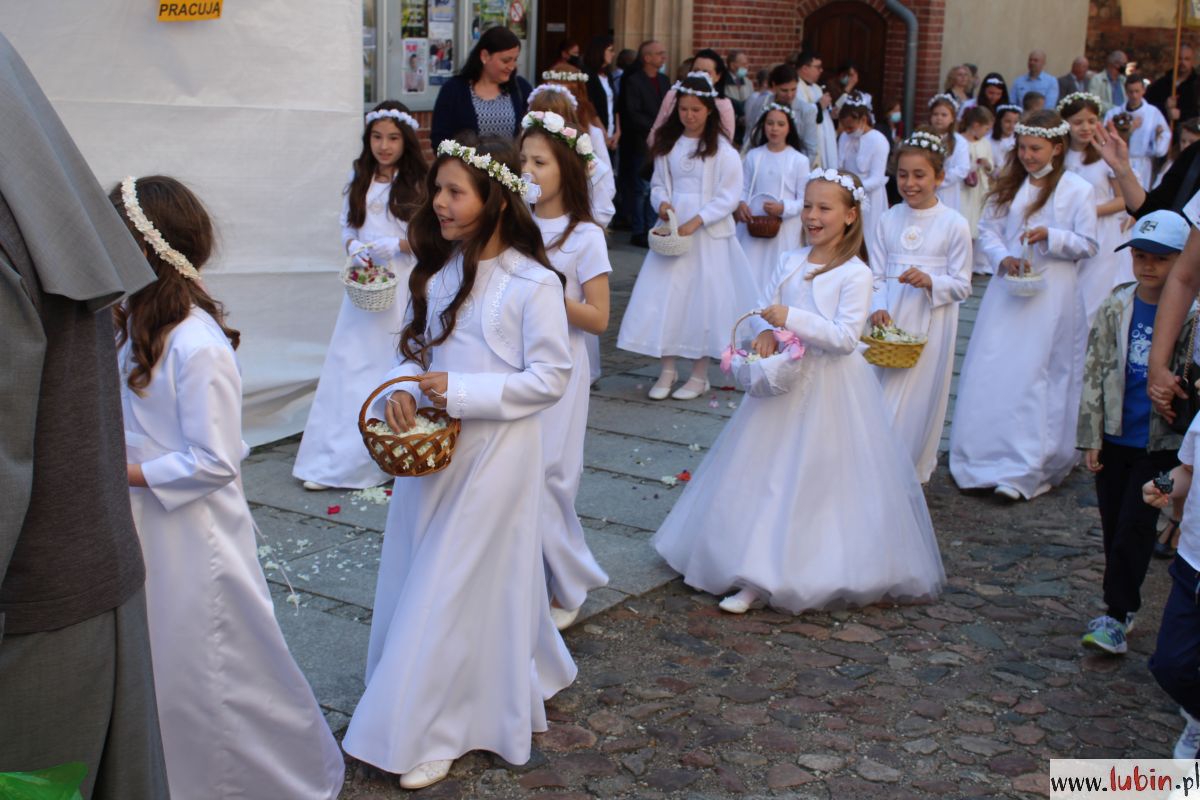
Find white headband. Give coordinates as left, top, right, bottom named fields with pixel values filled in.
left=1056, top=92, right=1102, bottom=113
left=437, top=139, right=541, bottom=204
left=542, top=69, right=587, bottom=82
left=840, top=92, right=871, bottom=110
left=528, top=83, right=578, bottom=109
left=902, top=131, right=947, bottom=156
left=671, top=71, right=719, bottom=98
left=808, top=168, right=868, bottom=209
left=365, top=109, right=420, bottom=130
left=763, top=102, right=794, bottom=120
left=928, top=92, right=960, bottom=111
left=120, top=177, right=200, bottom=281
left=996, top=104, right=1023, bottom=114
left=1015, top=121, right=1070, bottom=139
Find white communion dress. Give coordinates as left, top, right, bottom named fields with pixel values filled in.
left=652, top=249, right=945, bottom=612
left=935, top=132, right=971, bottom=212
left=735, top=144, right=810, bottom=291
left=837, top=127, right=890, bottom=239
left=1066, top=147, right=1134, bottom=319
left=121, top=309, right=344, bottom=800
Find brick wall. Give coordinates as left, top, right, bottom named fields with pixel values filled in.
left=1087, top=0, right=1194, bottom=80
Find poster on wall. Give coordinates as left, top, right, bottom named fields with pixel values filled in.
left=506, top=1, right=526, bottom=39
left=473, top=0, right=506, bottom=40
left=429, top=2, right=454, bottom=88
left=430, top=0, right=454, bottom=23
left=401, top=0, right=426, bottom=38
left=402, top=38, right=428, bottom=93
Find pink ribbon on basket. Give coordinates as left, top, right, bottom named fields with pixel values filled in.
left=719, top=345, right=742, bottom=373
left=773, top=330, right=806, bottom=360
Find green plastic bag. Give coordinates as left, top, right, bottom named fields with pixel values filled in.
left=0, top=763, right=86, bottom=800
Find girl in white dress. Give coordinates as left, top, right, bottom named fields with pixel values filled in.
left=617, top=74, right=758, bottom=400
left=113, top=176, right=344, bottom=800
left=837, top=94, right=890, bottom=238
left=929, top=93, right=971, bottom=212
left=868, top=133, right=973, bottom=483
left=520, top=111, right=612, bottom=630
left=653, top=171, right=944, bottom=614
left=294, top=102, right=427, bottom=490
left=735, top=102, right=810, bottom=291
left=991, top=104, right=1022, bottom=176
left=1060, top=91, right=1133, bottom=319
left=949, top=110, right=1099, bottom=500
left=341, top=138, right=576, bottom=790
left=957, top=108, right=996, bottom=274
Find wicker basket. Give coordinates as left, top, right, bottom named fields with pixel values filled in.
left=342, top=254, right=398, bottom=312
left=648, top=209, right=692, bottom=257
left=861, top=333, right=926, bottom=369
left=358, top=377, right=461, bottom=477
left=747, top=214, right=782, bottom=239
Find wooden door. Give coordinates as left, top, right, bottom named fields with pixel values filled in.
left=803, top=1, right=887, bottom=113
left=535, top=0, right=611, bottom=74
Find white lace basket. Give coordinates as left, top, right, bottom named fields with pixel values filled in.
left=342, top=254, right=398, bottom=312
left=649, top=208, right=692, bottom=257
left=721, top=311, right=811, bottom=397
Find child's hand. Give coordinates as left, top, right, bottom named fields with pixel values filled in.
left=869, top=310, right=892, bottom=327
left=752, top=330, right=778, bottom=358
left=759, top=304, right=789, bottom=327
left=898, top=268, right=933, bottom=290
left=734, top=202, right=753, bottom=224
left=999, top=257, right=1028, bottom=276
left=658, top=202, right=674, bottom=221
left=762, top=200, right=785, bottom=217
left=1021, top=227, right=1048, bottom=245
left=1143, top=479, right=1171, bottom=509
left=418, top=372, right=449, bottom=409
left=1084, top=449, right=1103, bottom=473
left=385, top=391, right=418, bottom=432
left=677, top=217, right=703, bottom=236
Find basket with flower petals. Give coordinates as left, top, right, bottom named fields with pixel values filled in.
left=342, top=251, right=399, bottom=312
left=359, top=377, right=461, bottom=476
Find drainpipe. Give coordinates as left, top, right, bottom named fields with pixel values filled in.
left=885, top=0, right=918, bottom=134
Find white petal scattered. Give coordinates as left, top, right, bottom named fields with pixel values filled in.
left=660, top=475, right=678, bottom=487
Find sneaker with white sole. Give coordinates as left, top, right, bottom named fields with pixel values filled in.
left=994, top=485, right=1022, bottom=501
left=399, top=759, right=454, bottom=790
left=1081, top=615, right=1127, bottom=655
left=301, top=480, right=330, bottom=491
left=1175, top=709, right=1200, bottom=759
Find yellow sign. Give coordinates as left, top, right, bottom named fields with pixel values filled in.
left=157, top=1, right=221, bottom=21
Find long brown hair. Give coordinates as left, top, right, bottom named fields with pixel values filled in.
left=987, top=109, right=1069, bottom=221
left=928, top=96, right=959, bottom=155
left=400, top=136, right=563, bottom=367
left=346, top=100, right=428, bottom=228
left=1058, top=95, right=1103, bottom=166
left=109, top=176, right=240, bottom=393
left=806, top=171, right=869, bottom=277
left=544, top=61, right=600, bottom=131
left=651, top=75, right=723, bottom=159
left=519, top=126, right=597, bottom=250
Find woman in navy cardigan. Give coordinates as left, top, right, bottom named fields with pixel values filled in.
left=431, top=26, right=532, bottom=148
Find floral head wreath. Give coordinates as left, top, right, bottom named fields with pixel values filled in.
left=763, top=101, right=795, bottom=120
left=996, top=104, right=1023, bottom=115
left=808, top=168, right=868, bottom=210
left=120, top=177, right=200, bottom=280
left=365, top=109, right=420, bottom=130
left=983, top=76, right=1005, bottom=87
left=521, top=111, right=598, bottom=176
left=436, top=139, right=541, bottom=204
left=528, top=83, right=578, bottom=109
left=1056, top=91, right=1102, bottom=113
left=1014, top=120, right=1070, bottom=140
left=927, top=92, right=960, bottom=111
left=902, top=131, right=947, bottom=156
left=671, top=71, right=719, bottom=98
left=542, top=69, right=587, bottom=82
left=840, top=92, right=871, bottom=110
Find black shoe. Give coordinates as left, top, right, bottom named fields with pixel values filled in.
left=631, top=233, right=649, bottom=248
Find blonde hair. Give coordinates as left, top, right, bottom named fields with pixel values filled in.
left=806, top=170, right=869, bottom=277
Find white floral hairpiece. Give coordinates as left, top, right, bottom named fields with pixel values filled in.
left=120, top=177, right=200, bottom=281
left=983, top=76, right=1005, bottom=86
left=1015, top=121, right=1071, bottom=139
left=763, top=102, right=795, bottom=120
left=840, top=92, right=871, bottom=110
left=808, top=168, right=868, bottom=209
left=927, top=92, right=960, bottom=111
left=436, top=139, right=540, bottom=203
left=671, top=71, right=719, bottom=98
left=1056, top=92, right=1102, bottom=113
left=521, top=111, right=598, bottom=176
left=542, top=69, right=588, bottom=82
left=996, top=104, right=1023, bottom=114
left=365, top=109, right=420, bottom=130
left=902, top=131, right=947, bottom=156
left=528, top=83, right=578, bottom=109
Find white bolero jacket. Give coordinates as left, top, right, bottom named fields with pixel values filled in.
left=650, top=137, right=743, bottom=239
left=977, top=171, right=1098, bottom=271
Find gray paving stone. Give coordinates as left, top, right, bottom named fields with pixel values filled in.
left=281, top=534, right=385, bottom=608
left=584, top=528, right=676, bottom=597
left=586, top=395, right=729, bottom=447
left=272, top=598, right=369, bottom=718
left=584, top=429, right=708, bottom=482
left=242, top=455, right=390, bottom=531
left=575, top=469, right=681, bottom=533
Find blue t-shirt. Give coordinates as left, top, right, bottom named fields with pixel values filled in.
left=1106, top=295, right=1156, bottom=448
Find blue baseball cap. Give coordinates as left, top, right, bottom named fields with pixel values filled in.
left=1117, top=210, right=1190, bottom=255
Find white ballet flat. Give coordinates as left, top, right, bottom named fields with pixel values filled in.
left=648, top=370, right=677, bottom=400
left=550, top=606, right=580, bottom=631
left=718, top=593, right=765, bottom=614
left=301, top=480, right=330, bottom=491
left=994, top=485, right=1022, bottom=501
left=671, top=377, right=710, bottom=401
left=399, top=759, right=454, bottom=790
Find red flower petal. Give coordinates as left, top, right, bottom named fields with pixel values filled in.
left=384, top=489, right=393, bottom=496
left=326, top=505, right=341, bottom=515
left=676, top=470, right=691, bottom=482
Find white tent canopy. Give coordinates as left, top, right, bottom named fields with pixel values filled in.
left=2, top=1, right=363, bottom=444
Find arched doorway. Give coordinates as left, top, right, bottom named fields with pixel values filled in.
left=802, top=1, right=887, bottom=114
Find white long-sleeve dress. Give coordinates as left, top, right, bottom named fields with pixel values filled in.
left=869, top=201, right=973, bottom=483
left=735, top=144, right=810, bottom=291
left=652, top=249, right=945, bottom=612
left=949, top=172, right=1099, bottom=498
left=1066, top=148, right=1134, bottom=321
left=536, top=215, right=610, bottom=611
left=342, top=249, right=577, bottom=773
left=294, top=175, right=414, bottom=488
left=617, top=136, right=759, bottom=359
left=838, top=127, right=890, bottom=239
left=584, top=124, right=615, bottom=382
left=935, top=132, right=971, bottom=213
left=122, top=310, right=344, bottom=800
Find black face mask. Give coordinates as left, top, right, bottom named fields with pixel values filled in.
left=568, top=55, right=582, bottom=68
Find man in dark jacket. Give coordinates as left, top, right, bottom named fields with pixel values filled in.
left=1148, top=44, right=1198, bottom=134
left=617, top=40, right=669, bottom=247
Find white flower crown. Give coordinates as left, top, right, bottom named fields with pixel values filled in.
left=120, top=177, right=200, bottom=281
left=902, top=131, right=947, bottom=156
left=1015, top=121, right=1070, bottom=139
left=528, top=83, right=578, bottom=109
left=983, top=76, right=1005, bottom=86
left=763, top=102, right=795, bottom=120
left=808, top=168, right=868, bottom=209
left=1056, top=91, right=1102, bottom=113
left=927, top=92, right=960, bottom=111
left=365, top=109, right=420, bottom=130
left=436, top=139, right=540, bottom=203
left=996, top=104, right=1023, bottom=114
left=521, top=111, right=598, bottom=176
left=542, top=69, right=587, bottom=82
left=671, top=71, right=719, bottom=98
left=840, top=92, right=871, bottom=110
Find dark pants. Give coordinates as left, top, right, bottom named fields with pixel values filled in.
left=1150, top=557, right=1200, bottom=722
left=1095, top=441, right=1179, bottom=620
left=618, top=144, right=654, bottom=236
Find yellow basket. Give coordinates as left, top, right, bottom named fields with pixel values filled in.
left=860, top=335, right=926, bottom=369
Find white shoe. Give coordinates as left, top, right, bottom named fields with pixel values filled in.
left=671, top=377, right=710, bottom=401
left=400, top=759, right=454, bottom=790
left=550, top=606, right=580, bottom=631
left=718, top=589, right=764, bottom=614
left=648, top=370, right=677, bottom=400
left=302, top=480, right=330, bottom=491
left=994, top=485, right=1022, bottom=501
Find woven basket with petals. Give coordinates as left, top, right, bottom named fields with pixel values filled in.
left=747, top=215, right=781, bottom=238
left=359, top=377, right=461, bottom=477
left=861, top=334, right=926, bottom=369
left=648, top=208, right=692, bottom=257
